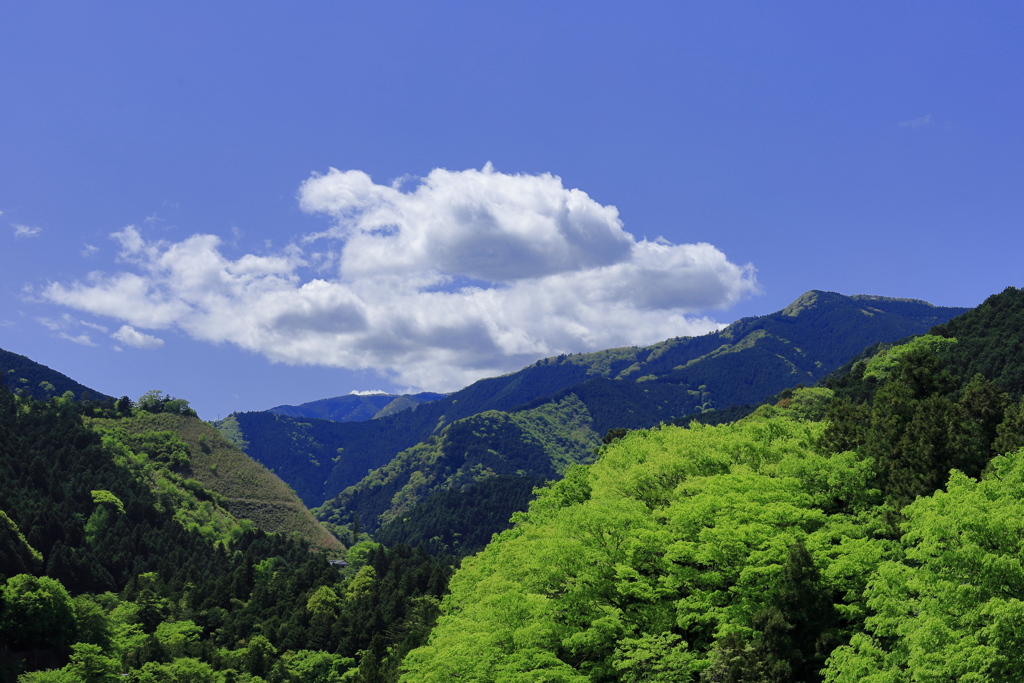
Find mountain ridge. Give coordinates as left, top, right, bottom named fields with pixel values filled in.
left=1, top=347, right=115, bottom=404
left=267, top=391, right=445, bottom=422
left=224, top=290, right=970, bottom=543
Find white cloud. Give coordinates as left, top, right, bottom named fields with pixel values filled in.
left=300, top=163, right=635, bottom=282
left=37, top=313, right=108, bottom=343
left=350, top=389, right=390, bottom=396
left=82, top=244, right=99, bottom=257
left=41, top=166, right=758, bottom=391
left=13, top=224, right=42, bottom=238
left=899, top=114, right=933, bottom=130
left=112, top=325, right=165, bottom=349
left=59, top=332, right=97, bottom=347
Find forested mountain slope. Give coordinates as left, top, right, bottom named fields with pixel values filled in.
left=932, top=285, right=1024, bottom=395
left=401, top=285, right=1024, bottom=682
left=317, top=395, right=601, bottom=545
left=88, top=409, right=340, bottom=550
left=226, top=291, right=969, bottom=512
left=1, top=347, right=113, bottom=403
left=0, top=382, right=448, bottom=682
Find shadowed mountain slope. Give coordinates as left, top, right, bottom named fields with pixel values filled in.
left=1, top=347, right=114, bottom=403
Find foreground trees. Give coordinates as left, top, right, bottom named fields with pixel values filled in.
left=402, top=366, right=1024, bottom=681
left=826, top=451, right=1024, bottom=681
left=402, top=414, right=878, bottom=681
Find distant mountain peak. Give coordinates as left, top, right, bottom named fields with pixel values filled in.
left=781, top=290, right=939, bottom=318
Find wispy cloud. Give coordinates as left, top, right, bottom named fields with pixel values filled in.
left=13, top=224, right=42, bottom=238
left=41, top=165, right=758, bottom=391
left=899, top=114, right=934, bottom=130
left=112, top=325, right=164, bottom=349
left=59, top=332, right=97, bottom=347
left=82, top=244, right=99, bottom=257
left=37, top=313, right=107, bottom=345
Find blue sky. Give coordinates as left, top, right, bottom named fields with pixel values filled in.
left=3, top=2, right=1022, bottom=419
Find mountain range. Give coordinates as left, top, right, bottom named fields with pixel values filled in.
left=9, top=286, right=1024, bottom=682
left=216, top=290, right=969, bottom=551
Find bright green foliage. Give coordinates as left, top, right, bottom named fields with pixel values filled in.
left=345, top=566, right=377, bottom=601
left=91, top=490, right=125, bottom=514
left=862, top=335, right=957, bottom=380
left=66, top=643, right=120, bottom=683
left=154, top=620, right=202, bottom=659
left=345, top=540, right=382, bottom=568
left=824, top=448, right=1024, bottom=680
left=73, top=593, right=114, bottom=650
left=240, top=635, right=277, bottom=679
left=776, top=387, right=835, bottom=422
left=280, top=650, right=354, bottom=682
left=135, top=391, right=197, bottom=418
left=0, top=574, right=76, bottom=652
left=125, top=430, right=192, bottom=469
left=130, top=657, right=221, bottom=683
left=402, top=415, right=879, bottom=681
left=306, top=585, right=341, bottom=615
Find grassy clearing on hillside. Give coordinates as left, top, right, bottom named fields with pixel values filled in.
left=89, top=412, right=341, bottom=551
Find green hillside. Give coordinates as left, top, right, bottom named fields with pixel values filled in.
left=401, top=286, right=1024, bottom=682
left=89, top=411, right=341, bottom=551
left=316, top=395, right=600, bottom=544
left=227, top=291, right=969, bottom=515
left=932, top=285, right=1024, bottom=395
left=0, top=380, right=446, bottom=682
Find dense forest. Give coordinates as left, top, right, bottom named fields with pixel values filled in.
left=0, top=388, right=449, bottom=682
left=4, top=286, right=1024, bottom=681
left=401, top=286, right=1024, bottom=681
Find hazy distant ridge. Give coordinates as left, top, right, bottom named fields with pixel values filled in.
left=267, top=391, right=445, bottom=422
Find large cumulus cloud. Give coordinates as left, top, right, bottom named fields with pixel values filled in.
left=42, top=165, right=757, bottom=390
